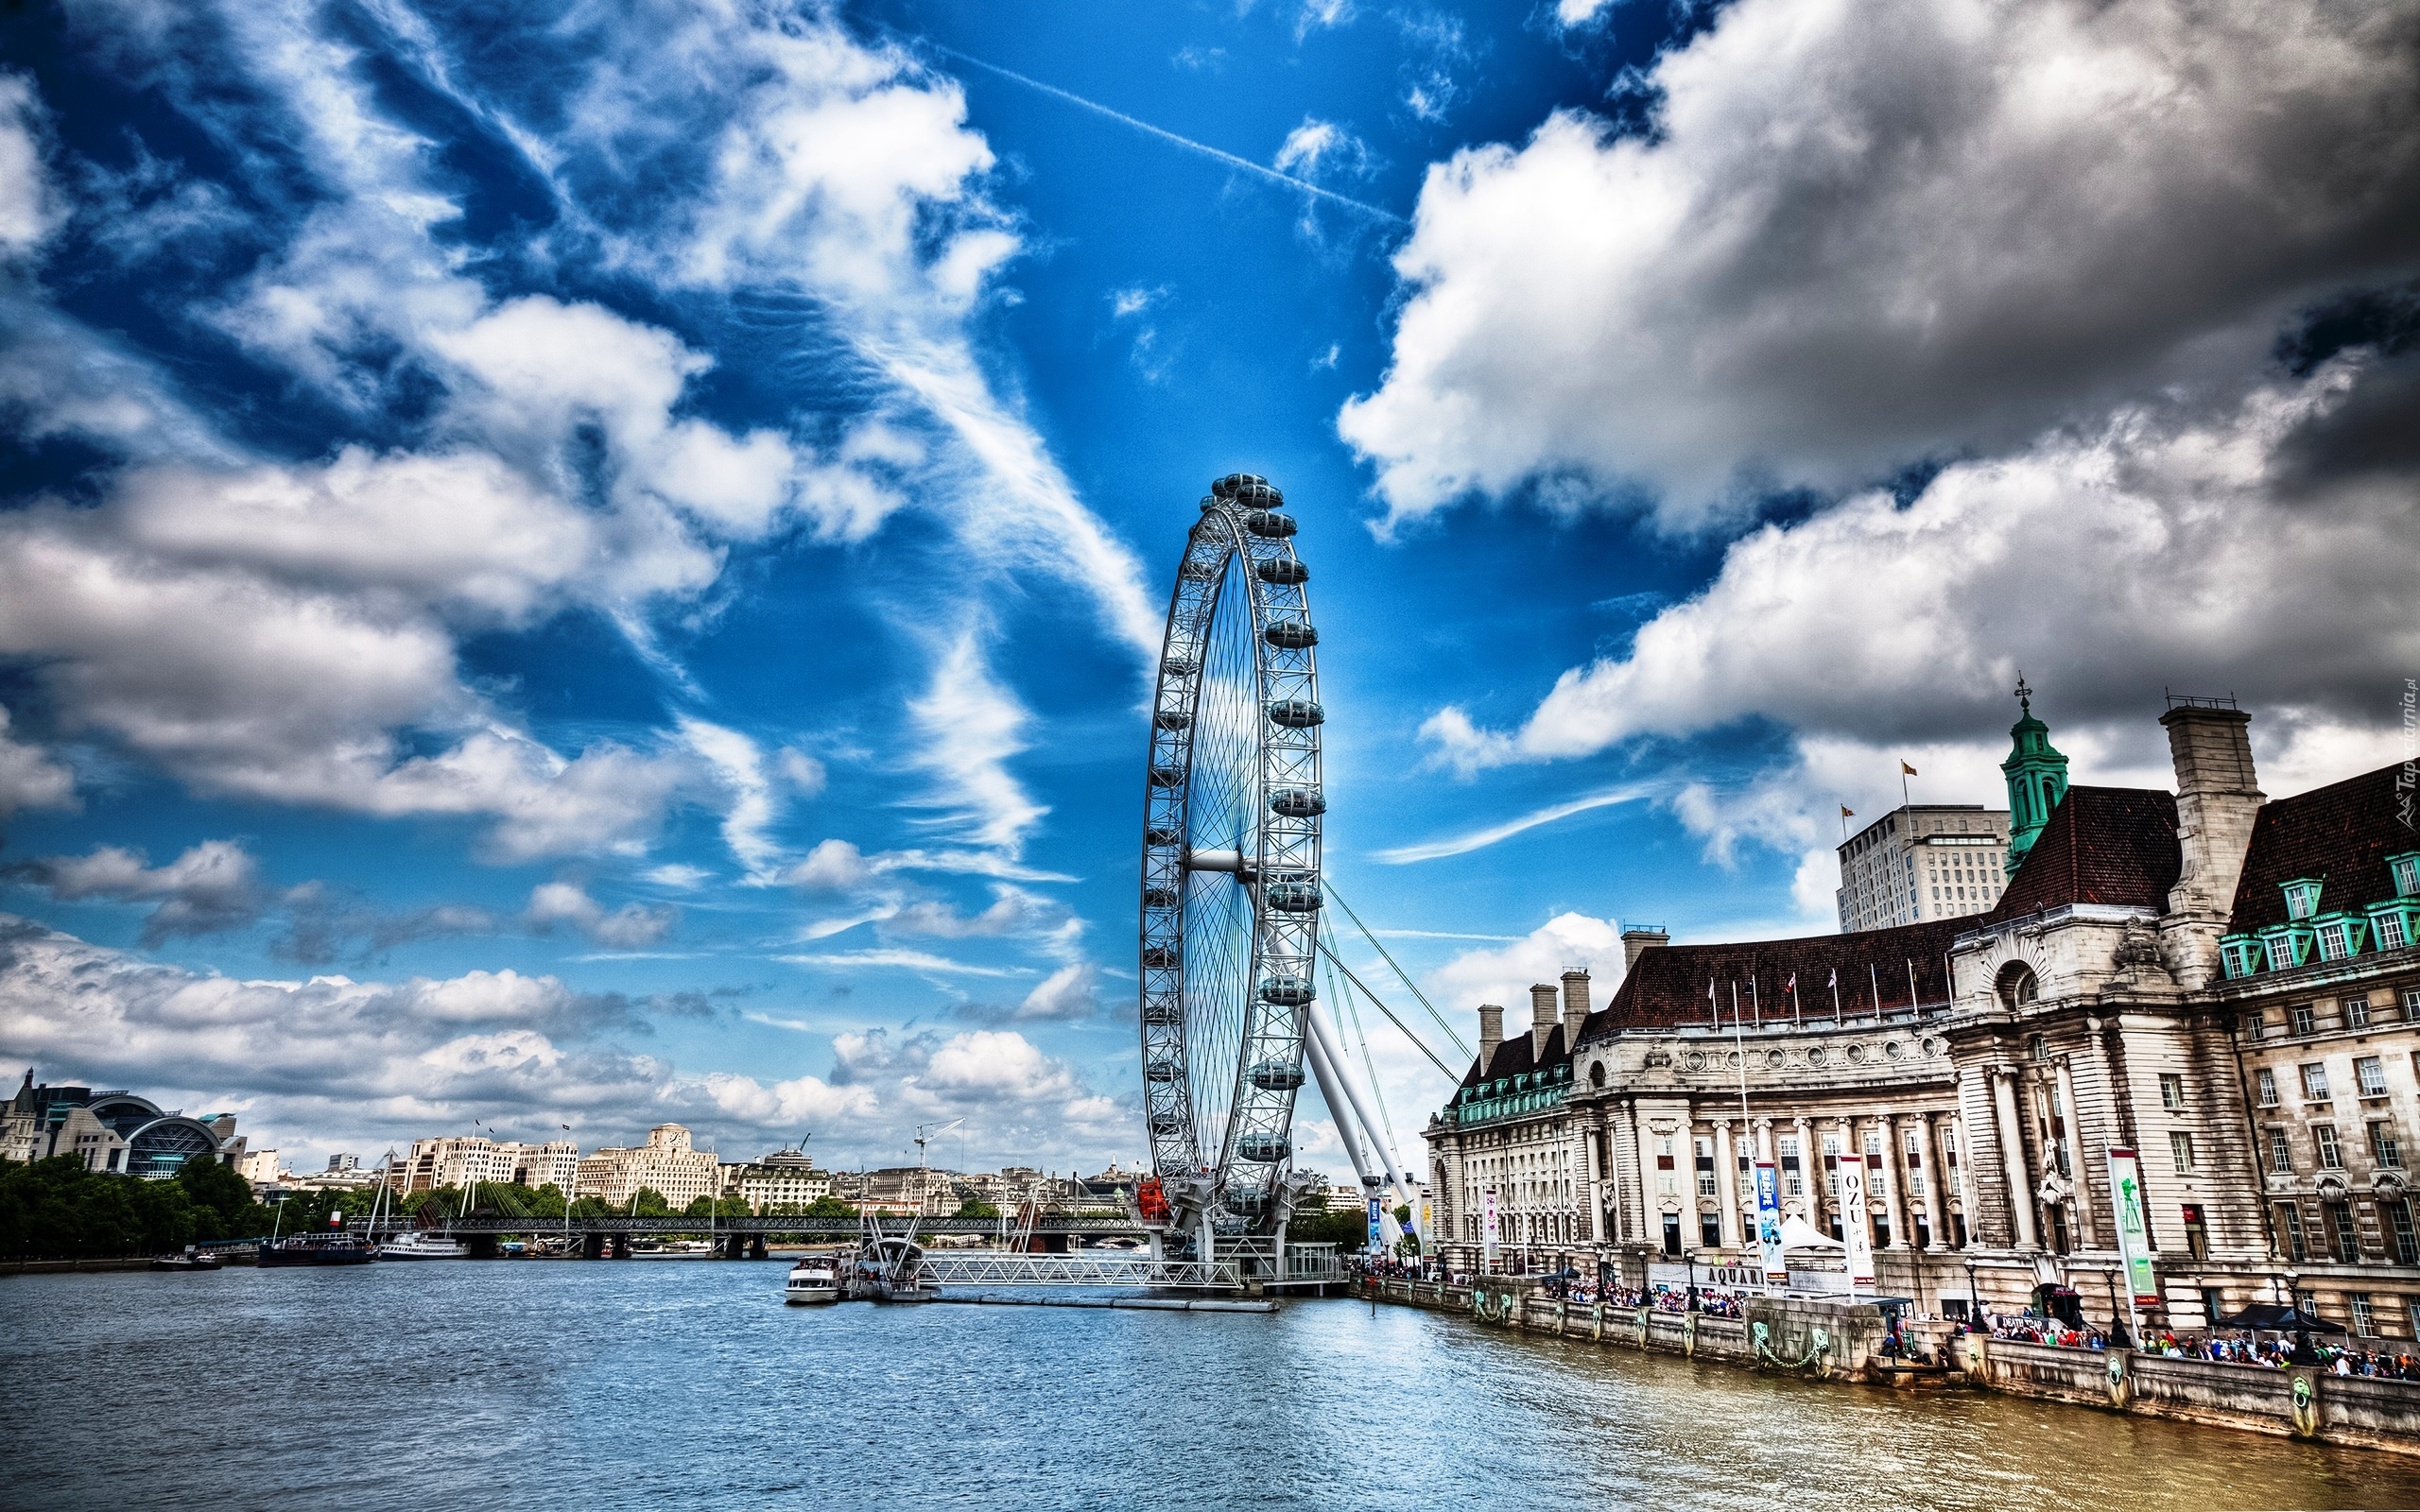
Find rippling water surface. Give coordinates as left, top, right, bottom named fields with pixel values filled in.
left=7, top=1264, right=2417, bottom=1510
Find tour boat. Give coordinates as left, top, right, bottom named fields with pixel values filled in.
left=784, top=1256, right=841, bottom=1305
left=149, top=1246, right=224, bottom=1271
left=257, top=1233, right=377, bottom=1266
left=377, top=1230, right=469, bottom=1261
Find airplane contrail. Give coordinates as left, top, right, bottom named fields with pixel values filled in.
left=927, top=45, right=1408, bottom=226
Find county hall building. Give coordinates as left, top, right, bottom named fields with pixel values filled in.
left=1425, top=690, right=2420, bottom=1343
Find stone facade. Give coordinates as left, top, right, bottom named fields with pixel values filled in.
left=1426, top=694, right=2420, bottom=1343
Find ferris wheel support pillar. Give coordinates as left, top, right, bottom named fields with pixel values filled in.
left=1304, top=1026, right=1379, bottom=1192
left=1306, top=1001, right=1418, bottom=1203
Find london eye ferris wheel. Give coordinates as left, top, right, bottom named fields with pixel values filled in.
left=1137, top=473, right=1325, bottom=1249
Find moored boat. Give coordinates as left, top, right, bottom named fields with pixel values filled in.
left=377, top=1229, right=469, bottom=1261
left=258, top=1233, right=377, bottom=1266
left=150, top=1246, right=224, bottom=1271
left=784, top=1255, right=841, bottom=1305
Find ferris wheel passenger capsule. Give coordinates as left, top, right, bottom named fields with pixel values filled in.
left=1248, top=1060, right=1307, bottom=1091
left=1245, top=509, right=1296, bottom=538
left=1264, top=619, right=1318, bottom=649
left=1266, top=698, right=1323, bottom=728
left=1236, top=1134, right=1291, bottom=1162
left=1258, top=975, right=1316, bottom=1006
left=1270, top=787, right=1325, bottom=817
left=1255, top=558, right=1308, bottom=586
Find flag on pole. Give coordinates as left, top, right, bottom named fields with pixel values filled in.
left=1841, top=806, right=1854, bottom=817
left=1900, top=762, right=1917, bottom=776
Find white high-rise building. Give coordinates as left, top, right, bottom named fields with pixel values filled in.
left=575, top=1124, right=718, bottom=1209
left=1836, top=804, right=2011, bottom=933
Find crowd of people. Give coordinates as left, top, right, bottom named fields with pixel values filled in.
left=1983, top=1315, right=2420, bottom=1378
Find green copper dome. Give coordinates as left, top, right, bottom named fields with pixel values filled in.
left=2002, top=675, right=2068, bottom=873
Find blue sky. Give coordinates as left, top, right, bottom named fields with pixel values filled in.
left=2, top=0, right=2415, bottom=1174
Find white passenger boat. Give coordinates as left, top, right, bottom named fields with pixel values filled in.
left=377, top=1230, right=469, bottom=1260
left=784, top=1256, right=841, bottom=1305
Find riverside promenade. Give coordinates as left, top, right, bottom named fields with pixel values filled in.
left=1362, top=1276, right=2420, bottom=1457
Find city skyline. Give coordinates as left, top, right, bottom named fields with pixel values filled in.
left=2, top=0, right=2416, bottom=1174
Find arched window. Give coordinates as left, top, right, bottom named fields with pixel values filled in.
left=1589, top=1060, right=1607, bottom=1090
left=1996, top=962, right=2039, bottom=1011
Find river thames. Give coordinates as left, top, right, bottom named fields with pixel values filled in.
left=7, top=1265, right=2416, bottom=1510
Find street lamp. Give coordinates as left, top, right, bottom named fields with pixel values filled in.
left=2101, top=1265, right=2131, bottom=1349
left=1685, top=1248, right=1700, bottom=1314
left=1963, top=1254, right=1982, bottom=1329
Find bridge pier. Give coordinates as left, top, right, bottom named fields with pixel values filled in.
left=719, top=1232, right=747, bottom=1261
left=465, top=1232, right=500, bottom=1261
left=581, top=1231, right=606, bottom=1261
left=750, top=1235, right=767, bottom=1261
left=609, top=1233, right=631, bottom=1260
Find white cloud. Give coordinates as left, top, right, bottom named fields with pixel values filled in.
left=0, top=705, right=75, bottom=819
left=1427, top=912, right=1631, bottom=1024
left=885, top=885, right=1069, bottom=941
left=1374, top=782, right=1654, bottom=862
left=1273, top=117, right=1370, bottom=180
left=6, top=839, right=268, bottom=942
left=1424, top=367, right=2420, bottom=773
left=0, top=71, right=58, bottom=259
left=1341, top=0, right=2420, bottom=525
left=1016, top=961, right=1101, bottom=1021
left=642, top=864, right=712, bottom=891
left=830, top=1025, right=1128, bottom=1143
left=775, top=947, right=1030, bottom=979
left=678, top=716, right=784, bottom=883
left=776, top=747, right=827, bottom=796
left=905, top=631, right=1046, bottom=856
left=525, top=881, right=678, bottom=950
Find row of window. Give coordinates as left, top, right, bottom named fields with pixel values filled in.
left=2247, top=991, right=2416, bottom=1040
left=2273, top=1195, right=2420, bottom=1268
left=2254, top=1052, right=2399, bottom=1105
left=2264, top=1121, right=2402, bottom=1173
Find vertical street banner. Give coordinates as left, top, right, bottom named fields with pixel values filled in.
left=2106, top=1147, right=2159, bottom=1305
left=1418, top=1194, right=1433, bottom=1246
left=1368, top=1195, right=1384, bottom=1253
left=1482, top=1185, right=1499, bottom=1267
left=1754, top=1161, right=1786, bottom=1286
left=1838, top=1155, right=1876, bottom=1289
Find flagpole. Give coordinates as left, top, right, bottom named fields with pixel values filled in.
left=1908, top=959, right=1920, bottom=1018
left=1750, top=975, right=1760, bottom=1027
left=1731, top=984, right=1752, bottom=1130
left=1791, top=976, right=1802, bottom=1027
left=1870, top=963, right=1882, bottom=1022
left=1830, top=971, right=1841, bottom=1024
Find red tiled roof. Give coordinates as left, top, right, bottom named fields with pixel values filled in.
left=1558, top=784, right=2184, bottom=1055
left=2228, top=764, right=2416, bottom=932
left=1989, top=786, right=2180, bottom=918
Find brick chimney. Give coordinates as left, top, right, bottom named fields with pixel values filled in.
left=1530, top=983, right=1559, bottom=1058
left=1561, top=969, right=1591, bottom=1040
left=1477, top=1004, right=1504, bottom=1075
left=2161, top=700, right=2263, bottom=918
left=1621, top=926, right=1668, bottom=972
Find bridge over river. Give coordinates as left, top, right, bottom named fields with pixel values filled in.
left=348, top=1211, right=1150, bottom=1260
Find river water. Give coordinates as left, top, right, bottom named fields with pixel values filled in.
left=6, top=1263, right=2415, bottom=1510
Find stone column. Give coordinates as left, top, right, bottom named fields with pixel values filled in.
left=1631, top=1101, right=1655, bottom=1247
left=1792, top=1115, right=1817, bottom=1227
left=2053, top=1057, right=2096, bottom=1247
left=1711, top=1117, right=1739, bottom=1249
left=1992, top=1069, right=2039, bottom=1249
left=1583, top=1114, right=1607, bottom=1244
left=1918, top=1109, right=1950, bottom=1247
left=1877, top=1112, right=1909, bottom=1248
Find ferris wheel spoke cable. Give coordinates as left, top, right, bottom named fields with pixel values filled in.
left=1311, top=936, right=1457, bottom=1080
left=1322, top=881, right=1471, bottom=1058
left=1322, top=913, right=1417, bottom=1192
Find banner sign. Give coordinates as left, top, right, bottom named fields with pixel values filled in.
left=2106, top=1148, right=2159, bottom=1305
left=1368, top=1195, right=1384, bottom=1251
left=1481, top=1186, right=1499, bottom=1266
left=1418, top=1195, right=1432, bottom=1245
left=1838, top=1155, right=1876, bottom=1289
left=1754, top=1161, right=1786, bottom=1285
